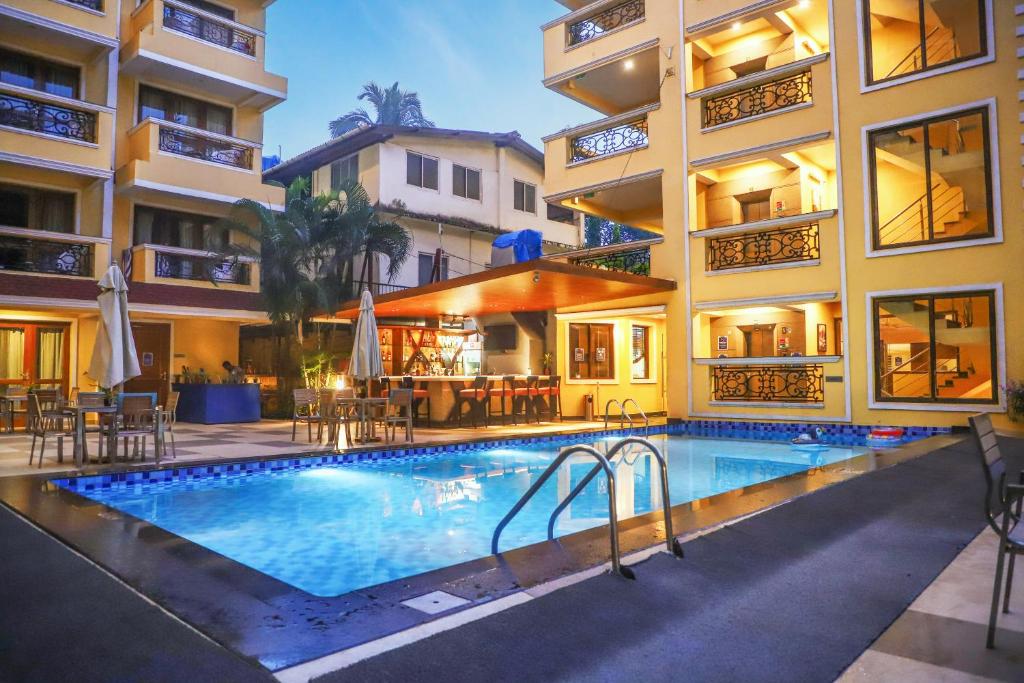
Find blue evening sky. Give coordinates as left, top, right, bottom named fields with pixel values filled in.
left=263, top=0, right=594, bottom=161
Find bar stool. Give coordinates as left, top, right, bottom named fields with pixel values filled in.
left=456, top=376, right=489, bottom=427
left=513, top=375, right=542, bottom=424
left=541, top=375, right=562, bottom=421
left=489, top=375, right=518, bottom=425
left=401, top=376, right=431, bottom=427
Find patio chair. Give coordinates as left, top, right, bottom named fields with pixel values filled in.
left=513, top=375, right=542, bottom=424
left=539, top=375, right=562, bottom=421
left=161, top=390, right=179, bottom=459
left=27, top=393, right=74, bottom=468
left=117, top=395, right=161, bottom=463
left=76, top=391, right=112, bottom=463
left=291, top=388, right=319, bottom=442
left=489, top=375, right=518, bottom=426
left=400, top=376, right=431, bottom=428
left=456, top=376, right=489, bottom=428
left=968, top=414, right=1024, bottom=648
left=382, top=388, right=414, bottom=443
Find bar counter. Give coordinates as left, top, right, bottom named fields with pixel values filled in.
left=383, top=375, right=551, bottom=424
left=172, top=383, right=261, bottom=424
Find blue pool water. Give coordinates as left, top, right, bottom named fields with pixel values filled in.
left=70, top=435, right=867, bottom=597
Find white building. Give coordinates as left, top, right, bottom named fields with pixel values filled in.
left=264, top=125, right=582, bottom=292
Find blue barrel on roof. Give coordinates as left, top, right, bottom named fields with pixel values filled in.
left=491, top=229, right=542, bottom=266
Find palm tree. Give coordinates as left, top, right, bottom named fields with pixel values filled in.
left=329, top=81, right=435, bottom=138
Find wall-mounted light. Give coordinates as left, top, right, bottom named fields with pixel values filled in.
left=532, top=271, right=541, bottom=284
left=731, top=21, right=742, bottom=31
left=623, top=58, right=635, bottom=71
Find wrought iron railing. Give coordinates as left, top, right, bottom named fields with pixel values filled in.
left=568, top=0, right=645, bottom=46
left=0, top=92, right=97, bottom=143
left=60, top=0, right=103, bottom=10
left=0, top=235, right=93, bottom=277
left=571, top=245, right=651, bottom=276
left=703, top=71, right=812, bottom=128
left=570, top=117, right=648, bottom=163
left=158, top=126, right=253, bottom=169
left=154, top=251, right=250, bottom=285
left=712, top=364, right=824, bottom=403
left=163, top=2, right=257, bottom=56
left=352, top=280, right=409, bottom=297
left=706, top=223, right=820, bottom=272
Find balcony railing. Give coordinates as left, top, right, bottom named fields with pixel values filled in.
left=162, top=0, right=257, bottom=57
left=352, top=280, right=410, bottom=297
left=158, top=124, right=253, bottom=169
left=568, top=0, right=645, bottom=46
left=570, top=116, right=648, bottom=163
left=0, top=91, right=97, bottom=143
left=712, top=364, right=824, bottom=403
left=60, top=0, right=103, bottom=10
left=154, top=250, right=250, bottom=285
left=0, top=234, right=93, bottom=277
left=570, top=245, right=651, bottom=276
left=703, top=71, right=812, bottom=128
left=706, top=223, right=820, bottom=272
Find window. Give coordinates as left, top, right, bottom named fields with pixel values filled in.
left=631, top=325, right=650, bottom=380
left=0, top=322, right=70, bottom=393
left=863, top=0, right=987, bottom=85
left=0, top=183, right=74, bottom=233
left=133, top=205, right=228, bottom=249
left=417, top=252, right=448, bottom=285
left=453, top=164, right=481, bottom=200
left=869, top=106, right=992, bottom=250
left=406, top=151, right=438, bottom=190
left=330, top=154, right=359, bottom=189
left=569, top=323, right=614, bottom=380
left=514, top=180, right=537, bottom=214
left=139, top=85, right=232, bottom=135
left=873, top=290, right=997, bottom=404
left=0, top=48, right=80, bottom=100
left=178, top=0, right=235, bottom=19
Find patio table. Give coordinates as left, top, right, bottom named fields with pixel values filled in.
left=70, top=405, right=118, bottom=468
left=0, top=395, right=26, bottom=433
left=337, top=397, right=388, bottom=444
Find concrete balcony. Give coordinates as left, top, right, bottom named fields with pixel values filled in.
left=130, top=243, right=259, bottom=294
left=121, top=0, right=286, bottom=111
left=117, top=117, right=280, bottom=208
left=0, top=226, right=110, bottom=281
left=543, top=0, right=666, bottom=115
left=0, top=0, right=118, bottom=42
left=543, top=103, right=664, bottom=231
left=0, top=83, right=114, bottom=176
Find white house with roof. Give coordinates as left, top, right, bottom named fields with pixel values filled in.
left=264, top=125, right=582, bottom=292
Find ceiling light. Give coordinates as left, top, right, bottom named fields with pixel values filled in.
left=623, top=58, right=635, bottom=71
left=732, top=21, right=742, bottom=30
left=798, top=0, right=811, bottom=7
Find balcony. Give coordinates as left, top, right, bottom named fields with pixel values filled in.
left=0, top=83, right=113, bottom=174
left=0, top=227, right=109, bottom=280
left=121, top=0, right=286, bottom=111
left=547, top=238, right=659, bottom=276
left=118, top=118, right=272, bottom=205
left=568, top=114, right=648, bottom=164
left=567, top=0, right=645, bottom=48
left=705, top=221, right=820, bottom=272
left=1, top=0, right=119, bottom=39
left=131, top=244, right=258, bottom=292
left=712, top=362, right=824, bottom=404
left=702, top=68, right=812, bottom=129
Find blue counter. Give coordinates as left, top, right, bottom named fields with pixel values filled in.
left=172, top=383, right=261, bottom=424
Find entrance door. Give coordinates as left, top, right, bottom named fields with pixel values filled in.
left=124, top=322, right=170, bottom=404
left=740, top=324, right=776, bottom=357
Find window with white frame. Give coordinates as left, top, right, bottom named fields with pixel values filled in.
left=406, top=151, right=439, bottom=190
left=330, top=154, right=358, bottom=189
left=513, top=180, right=537, bottom=214
left=631, top=325, right=650, bottom=380
left=453, top=164, right=481, bottom=200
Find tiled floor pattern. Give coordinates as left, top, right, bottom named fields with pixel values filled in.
left=0, top=418, right=617, bottom=478
left=838, top=528, right=1024, bottom=682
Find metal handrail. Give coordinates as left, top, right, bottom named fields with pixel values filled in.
left=546, top=437, right=684, bottom=560
left=621, top=398, right=649, bottom=435
left=604, top=398, right=632, bottom=430
left=490, top=445, right=633, bottom=578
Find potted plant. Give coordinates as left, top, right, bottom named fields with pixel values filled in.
left=1004, top=381, right=1024, bottom=422
left=541, top=352, right=553, bottom=376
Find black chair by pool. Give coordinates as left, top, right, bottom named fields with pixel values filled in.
left=968, top=413, right=1024, bottom=648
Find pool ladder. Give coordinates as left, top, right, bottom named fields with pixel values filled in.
left=604, top=398, right=649, bottom=435
left=490, top=437, right=684, bottom=580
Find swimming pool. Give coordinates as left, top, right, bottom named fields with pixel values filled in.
left=60, top=434, right=868, bottom=597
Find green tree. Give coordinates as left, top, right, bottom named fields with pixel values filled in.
left=329, top=81, right=435, bottom=138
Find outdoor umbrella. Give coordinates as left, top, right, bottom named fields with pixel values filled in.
left=349, top=289, right=383, bottom=382
left=88, top=264, right=141, bottom=389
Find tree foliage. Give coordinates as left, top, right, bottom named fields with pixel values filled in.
left=329, top=81, right=435, bottom=138
left=583, top=215, right=654, bottom=247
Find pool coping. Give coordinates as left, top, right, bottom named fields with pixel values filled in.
left=0, top=426, right=959, bottom=673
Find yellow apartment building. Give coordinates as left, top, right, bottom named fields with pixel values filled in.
left=0, top=0, right=284, bottom=399
left=541, top=0, right=1020, bottom=429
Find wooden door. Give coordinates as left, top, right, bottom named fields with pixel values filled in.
left=124, top=322, right=170, bottom=404
left=740, top=324, right=776, bottom=357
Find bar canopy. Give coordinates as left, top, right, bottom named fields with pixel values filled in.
left=334, top=260, right=676, bottom=319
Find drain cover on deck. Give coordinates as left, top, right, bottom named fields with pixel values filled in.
left=400, top=591, right=471, bottom=615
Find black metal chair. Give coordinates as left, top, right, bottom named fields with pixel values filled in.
left=969, top=413, right=1024, bottom=648
left=541, top=375, right=562, bottom=421
left=489, top=375, right=518, bottom=425
left=456, top=376, right=489, bottom=428
left=513, top=375, right=541, bottom=424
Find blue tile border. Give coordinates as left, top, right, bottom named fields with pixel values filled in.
left=53, top=420, right=951, bottom=494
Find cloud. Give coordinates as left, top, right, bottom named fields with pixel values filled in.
left=394, top=2, right=486, bottom=87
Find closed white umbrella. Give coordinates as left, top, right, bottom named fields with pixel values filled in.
left=88, top=264, right=141, bottom=389
left=349, top=289, right=382, bottom=381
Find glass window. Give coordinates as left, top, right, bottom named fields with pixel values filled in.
left=36, top=328, right=65, bottom=383
left=138, top=86, right=233, bottom=135
left=873, top=290, right=997, bottom=403
left=453, top=164, right=481, bottom=200
left=0, top=183, right=74, bottom=233
left=178, top=0, right=235, bottom=19
left=417, top=252, right=448, bottom=285
left=406, top=151, right=438, bottom=190
left=864, top=0, right=987, bottom=85
left=133, top=205, right=227, bottom=249
left=330, top=155, right=359, bottom=189
left=869, top=107, right=992, bottom=249
left=514, top=180, right=537, bottom=214
left=0, top=49, right=80, bottom=100
left=570, top=323, right=614, bottom=380
left=631, top=325, right=650, bottom=380
left=0, top=328, right=25, bottom=380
